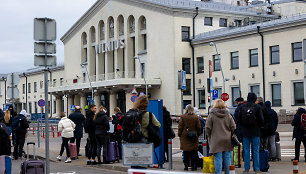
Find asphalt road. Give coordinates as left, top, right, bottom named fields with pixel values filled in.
left=12, top=159, right=124, bottom=174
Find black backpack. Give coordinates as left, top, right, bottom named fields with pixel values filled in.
left=0, top=123, right=11, bottom=156
left=241, top=104, right=257, bottom=126
left=12, top=117, right=23, bottom=133
left=122, top=109, right=144, bottom=143
left=147, top=112, right=162, bottom=148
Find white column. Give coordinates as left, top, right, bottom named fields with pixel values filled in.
left=56, top=95, right=63, bottom=117
left=94, top=93, right=101, bottom=108
left=67, top=95, right=74, bottom=115
left=109, top=92, right=117, bottom=116
left=80, top=94, right=87, bottom=115
left=74, top=94, right=80, bottom=106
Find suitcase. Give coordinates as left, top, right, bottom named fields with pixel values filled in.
left=68, top=143, right=77, bottom=160
left=230, top=144, right=242, bottom=168
left=276, top=142, right=281, bottom=161
left=106, top=142, right=119, bottom=163
left=0, top=155, right=11, bottom=174
left=21, top=142, right=45, bottom=174
left=259, top=150, right=269, bottom=172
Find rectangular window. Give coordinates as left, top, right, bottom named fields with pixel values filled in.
left=197, top=57, right=204, bottom=73
left=219, top=18, right=227, bottom=27
left=183, top=100, right=192, bottom=109
left=34, top=102, right=38, bottom=113
left=294, top=82, right=305, bottom=106
left=141, top=63, right=145, bottom=78
left=198, top=90, right=206, bottom=109
left=53, top=79, right=56, bottom=87
left=28, top=83, right=31, bottom=93
left=272, top=84, right=282, bottom=106
left=40, top=81, right=43, bottom=89
left=292, top=42, right=303, bottom=62
left=29, top=102, right=32, bottom=114
left=181, top=26, right=190, bottom=42
left=144, top=34, right=147, bottom=50
left=250, top=85, right=260, bottom=97
left=182, top=58, right=191, bottom=74
left=250, top=49, right=258, bottom=67
left=204, top=17, right=213, bottom=26
left=234, top=20, right=242, bottom=27
left=23, top=84, right=25, bottom=94
left=183, top=79, right=191, bottom=95
left=231, top=52, right=239, bottom=69
left=34, top=82, right=37, bottom=92
left=53, top=100, right=57, bottom=114
left=270, top=45, right=280, bottom=64
left=60, top=78, right=64, bottom=86
left=213, top=55, right=221, bottom=71
left=232, top=87, right=240, bottom=106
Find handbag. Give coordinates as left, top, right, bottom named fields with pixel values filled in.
left=232, top=133, right=240, bottom=147
left=169, top=128, right=176, bottom=139
left=203, top=155, right=215, bottom=173
left=148, top=112, right=162, bottom=148
left=187, top=128, right=198, bottom=140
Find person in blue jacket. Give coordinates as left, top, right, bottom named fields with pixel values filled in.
left=68, top=106, right=85, bottom=156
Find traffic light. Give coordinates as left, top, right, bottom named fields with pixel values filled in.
left=208, top=96, right=211, bottom=103
left=207, top=78, right=211, bottom=93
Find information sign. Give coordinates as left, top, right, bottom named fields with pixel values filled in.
left=122, top=143, right=153, bottom=166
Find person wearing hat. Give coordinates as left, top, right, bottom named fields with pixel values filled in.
left=234, top=97, right=244, bottom=142
left=12, top=110, right=29, bottom=160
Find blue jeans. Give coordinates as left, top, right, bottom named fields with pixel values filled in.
left=243, top=136, right=260, bottom=171
left=214, top=151, right=231, bottom=174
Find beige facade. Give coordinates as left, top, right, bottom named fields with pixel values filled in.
left=192, top=15, right=306, bottom=113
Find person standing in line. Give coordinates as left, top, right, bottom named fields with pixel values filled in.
left=163, top=106, right=174, bottom=162
left=178, top=105, right=201, bottom=171
left=8, top=105, right=17, bottom=146
left=4, top=110, right=13, bottom=143
left=238, top=93, right=264, bottom=173
left=112, top=107, right=124, bottom=159
left=68, top=106, right=85, bottom=156
left=291, top=107, right=306, bottom=162
left=264, top=101, right=278, bottom=162
left=256, top=97, right=270, bottom=151
left=94, top=106, right=110, bottom=164
left=205, top=100, right=236, bottom=174
left=57, top=112, right=75, bottom=163
left=12, top=110, right=29, bottom=160
left=234, top=97, right=244, bottom=142
left=84, top=105, right=98, bottom=165
left=0, top=108, right=4, bottom=123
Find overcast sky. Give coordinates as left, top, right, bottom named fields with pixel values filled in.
left=0, top=0, right=97, bottom=74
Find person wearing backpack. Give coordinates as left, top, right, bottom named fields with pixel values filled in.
left=3, top=110, right=13, bottom=142
left=0, top=108, right=4, bottom=123
left=94, top=106, right=110, bottom=164
left=0, top=123, right=11, bottom=156
left=291, top=107, right=306, bottom=162
left=238, top=93, right=264, bottom=173
left=12, top=110, right=29, bottom=160
left=84, top=105, right=97, bottom=165
left=112, top=107, right=124, bottom=159
left=234, top=97, right=244, bottom=142
left=8, top=105, right=17, bottom=146
left=179, top=105, right=201, bottom=171
left=256, top=97, right=270, bottom=151
left=264, top=101, right=278, bottom=162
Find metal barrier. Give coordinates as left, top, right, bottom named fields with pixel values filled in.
left=128, top=169, right=198, bottom=174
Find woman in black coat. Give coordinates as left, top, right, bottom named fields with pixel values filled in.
left=163, top=106, right=173, bottom=162
left=291, top=107, right=306, bottom=161
left=94, top=107, right=110, bottom=164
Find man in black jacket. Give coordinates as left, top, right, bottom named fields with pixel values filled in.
left=264, top=101, right=278, bottom=161
left=84, top=105, right=97, bottom=165
left=238, top=93, right=264, bottom=173
left=291, top=107, right=306, bottom=162
left=69, top=106, right=85, bottom=156
left=256, top=96, right=270, bottom=151
left=95, top=109, right=110, bottom=164
left=12, top=110, right=29, bottom=160
left=234, top=97, right=244, bottom=142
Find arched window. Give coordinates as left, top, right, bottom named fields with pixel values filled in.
left=128, top=16, right=135, bottom=33
left=118, top=15, right=124, bottom=36
left=99, top=21, right=105, bottom=40
left=82, top=32, right=87, bottom=45
left=90, top=26, right=96, bottom=43
left=81, top=32, right=88, bottom=62
left=141, top=17, right=146, bottom=30
left=109, top=17, right=114, bottom=38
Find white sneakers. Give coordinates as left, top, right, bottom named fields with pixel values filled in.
left=65, top=157, right=72, bottom=163
left=56, top=156, right=61, bottom=161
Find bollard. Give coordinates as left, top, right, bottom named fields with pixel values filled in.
left=293, top=160, right=298, bottom=174
left=229, top=165, right=235, bottom=174
left=33, top=127, right=35, bottom=135
left=202, top=140, right=208, bottom=157
left=57, top=125, right=60, bottom=137
left=168, top=139, right=172, bottom=170
left=43, top=128, right=45, bottom=139
left=52, top=126, right=55, bottom=138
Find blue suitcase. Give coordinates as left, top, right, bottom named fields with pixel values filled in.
left=106, top=142, right=119, bottom=163
left=259, top=150, right=269, bottom=172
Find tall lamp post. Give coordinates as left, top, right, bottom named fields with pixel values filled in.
left=2, top=77, right=7, bottom=108
left=81, top=62, right=94, bottom=104
left=134, top=56, right=148, bottom=95
left=22, top=73, right=27, bottom=111
left=209, top=42, right=227, bottom=93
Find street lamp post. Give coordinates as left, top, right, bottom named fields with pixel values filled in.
left=22, top=73, right=27, bottom=111
left=81, top=62, right=94, bottom=104
left=134, top=56, right=148, bottom=95
left=2, top=77, right=7, bottom=107
left=210, top=42, right=226, bottom=93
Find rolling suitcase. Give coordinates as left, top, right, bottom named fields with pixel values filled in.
left=21, top=142, right=45, bottom=174
left=68, top=143, right=77, bottom=160
left=276, top=142, right=281, bottom=161
left=106, top=142, right=118, bottom=163
left=259, top=150, right=269, bottom=172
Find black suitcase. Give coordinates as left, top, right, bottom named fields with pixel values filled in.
left=20, top=142, right=45, bottom=174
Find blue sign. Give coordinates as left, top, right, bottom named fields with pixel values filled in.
left=131, top=95, right=137, bottom=103
left=70, top=105, right=76, bottom=110
left=181, top=70, right=186, bottom=91
left=212, top=89, right=219, bottom=100
left=38, top=99, right=45, bottom=107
